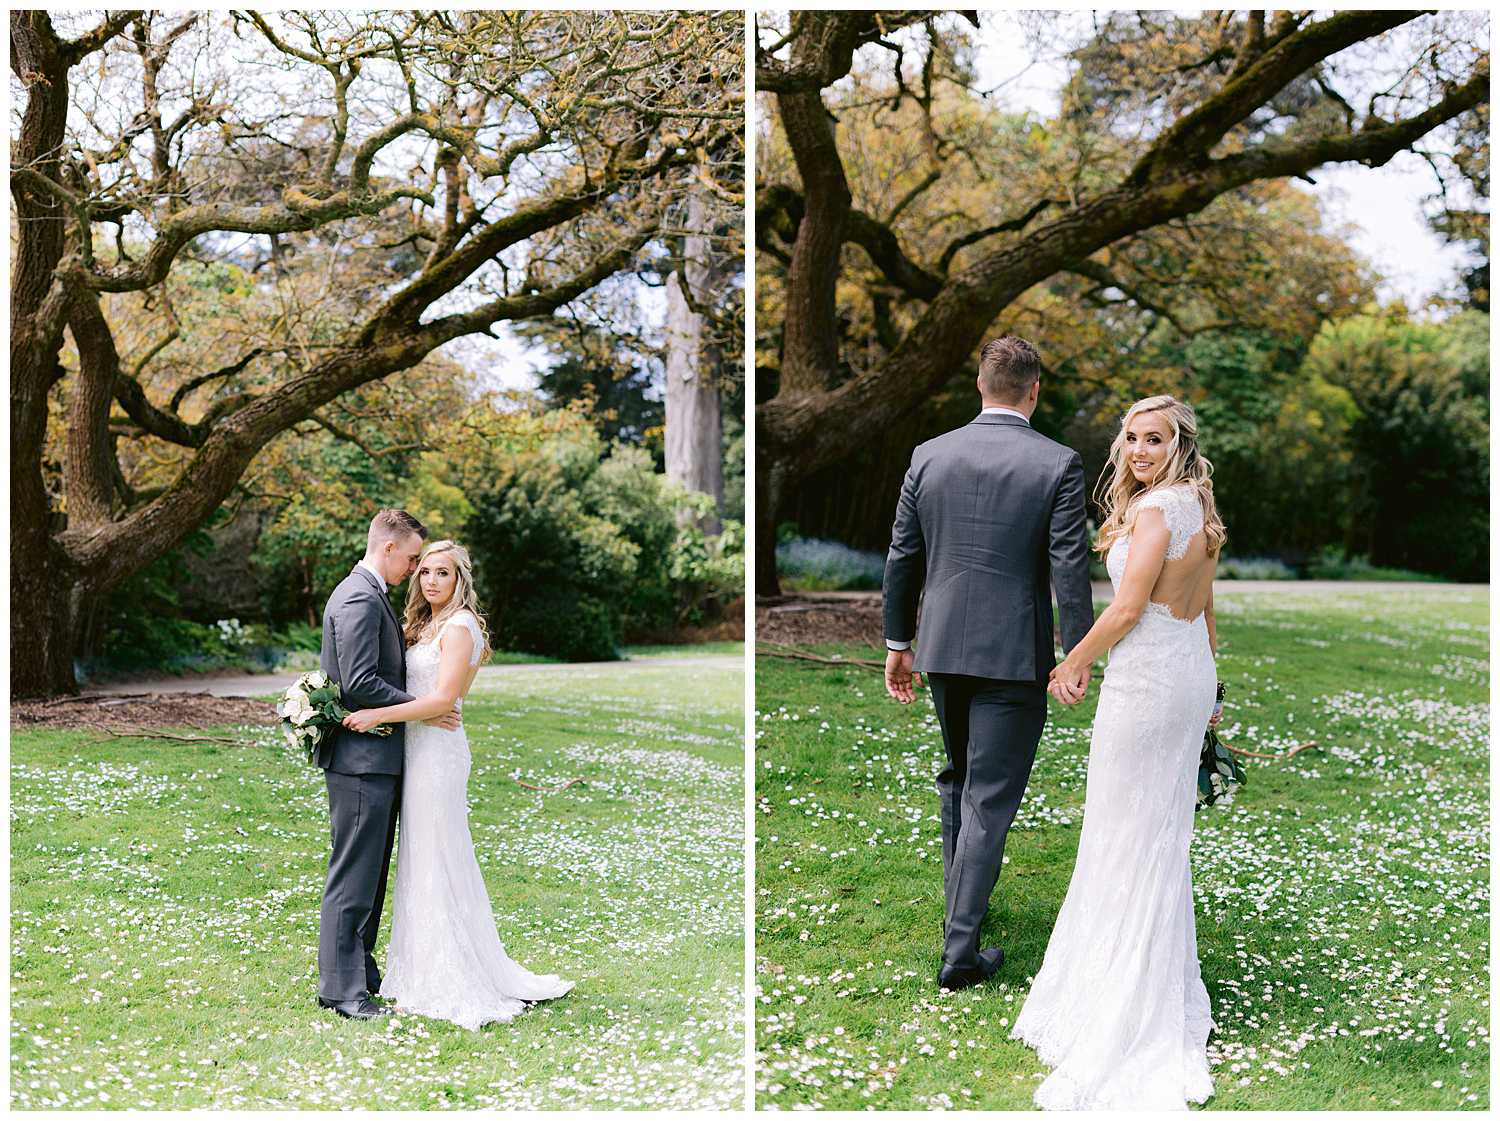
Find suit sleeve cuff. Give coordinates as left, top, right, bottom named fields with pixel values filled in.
left=885, top=639, right=912, bottom=651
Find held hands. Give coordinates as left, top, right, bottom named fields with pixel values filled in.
left=424, top=705, right=463, bottom=731
left=885, top=648, right=923, bottom=704
left=342, top=709, right=384, bottom=734
left=1047, top=660, right=1091, bottom=706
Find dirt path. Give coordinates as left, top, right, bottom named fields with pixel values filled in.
left=757, top=581, right=1484, bottom=647
left=74, top=653, right=742, bottom=703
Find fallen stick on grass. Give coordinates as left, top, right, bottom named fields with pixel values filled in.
left=514, top=777, right=585, bottom=793
left=756, top=642, right=884, bottom=671
left=1223, top=739, right=1318, bottom=761
left=101, top=727, right=246, bottom=746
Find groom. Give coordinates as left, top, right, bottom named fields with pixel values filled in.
left=314, top=508, right=460, bottom=1020
left=882, top=335, right=1095, bottom=992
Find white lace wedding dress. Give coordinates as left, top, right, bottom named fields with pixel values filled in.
left=1011, top=483, right=1218, bottom=1110
left=382, top=610, right=574, bottom=1029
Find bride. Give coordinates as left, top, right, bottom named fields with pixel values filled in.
left=342, top=539, right=574, bottom=1029
left=1010, top=395, right=1225, bottom=1110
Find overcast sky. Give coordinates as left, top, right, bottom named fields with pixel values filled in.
left=969, top=11, right=1482, bottom=309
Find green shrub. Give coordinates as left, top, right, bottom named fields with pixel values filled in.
left=465, top=415, right=743, bottom=660
left=500, top=587, right=621, bottom=662
left=1217, top=556, right=1298, bottom=580
left=1306, top=546, right=1442, bottom=582
left=776, top=537, right=884, bottom=591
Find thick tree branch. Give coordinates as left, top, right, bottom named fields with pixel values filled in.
left=79, top=186, right=435, bottom=293
left=759, top=183, right=941, bottom=299
left=369, top=146, right=692, bottom=337
left=756, top=12, right=928, bottom=94
left=1129, top=10, right=1424, bottom=185
left=421, top=223, right=657, bottom=345
left=64, top=292, right=124, bottom=524
left=1206, top=62, right=1489, bottom=186
left=61, top=10, right=142, bottom=63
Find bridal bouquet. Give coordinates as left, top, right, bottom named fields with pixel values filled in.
left=1196, top=682, right=1245, bottom=811
left=278, top=670, right=391, bottom=760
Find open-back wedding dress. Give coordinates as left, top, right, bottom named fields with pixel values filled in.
left=1010, top=482, right=1218, bottom=1109
left=382, top=610, right=574, bottom=1029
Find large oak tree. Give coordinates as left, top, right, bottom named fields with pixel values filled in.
left=12, top=10, right=741, bottom=696
left=755, top=10, right=1489, bottom=591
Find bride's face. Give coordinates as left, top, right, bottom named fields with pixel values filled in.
left=417, top=553, right=459, bottom=611
left=1123, top=412, right=1173, bottom=485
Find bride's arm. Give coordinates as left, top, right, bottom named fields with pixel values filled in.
left=1205, top=585, right=1217, bottom=656
left=1053, top=508, right=1170, bottom=679
left=343, top=628, right=475, bottom=731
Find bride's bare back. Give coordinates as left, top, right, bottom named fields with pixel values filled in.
left=1149, top=526, right=1217, bottom=623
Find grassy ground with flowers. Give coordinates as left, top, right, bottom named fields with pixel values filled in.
left=755, top=586, right=1488, bottom=1110
left=12, top=656, right=744, bottom=1110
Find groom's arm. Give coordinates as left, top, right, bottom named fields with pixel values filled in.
left=882, top=459, right=926, bottom=650
left=332, top=593, right=414, bottom=710
left=1048, top=451, right=1095, bottom=655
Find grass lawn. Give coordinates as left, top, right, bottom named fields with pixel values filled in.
left=754, top=586, right=1488, bottom=1110
left=12, top=657, right=745, bottom=1110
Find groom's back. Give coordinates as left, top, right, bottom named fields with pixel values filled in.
left=885, top=415, right=1084, bottom=682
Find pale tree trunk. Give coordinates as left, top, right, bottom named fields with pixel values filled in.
left=664, top=190, right=723, bottom=534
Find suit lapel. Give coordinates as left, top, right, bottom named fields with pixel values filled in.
left=355, top=565, right=401, bottom=634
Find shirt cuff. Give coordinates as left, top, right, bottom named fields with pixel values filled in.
left=885, top=639, right=911, bottom=651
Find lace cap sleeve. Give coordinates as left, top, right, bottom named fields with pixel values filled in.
left=438, top=611, right=485, bottom=667
left=1134, top=485, right=1204, bottom=560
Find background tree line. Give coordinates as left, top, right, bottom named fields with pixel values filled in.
left=755, top=11, right=1488, bottom=588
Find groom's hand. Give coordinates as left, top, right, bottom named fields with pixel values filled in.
left=885, top=648, right=922, bottom=704
left=1048, top=662, right=1089, bottom=705
left=424, top=705, right=462, bottom=731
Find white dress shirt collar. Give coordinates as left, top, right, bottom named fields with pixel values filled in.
left=356, top=558, right=389, bottom=590
left=981, top=406, right=1030, bottom=423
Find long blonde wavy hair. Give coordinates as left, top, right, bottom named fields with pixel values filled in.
left=401, top=539, right=493, bottom=663
left=1093, top=395, right=1226, bottom=557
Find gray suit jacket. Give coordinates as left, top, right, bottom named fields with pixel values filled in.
left=317, top=566, right=412, bottom=774
left=883, top=412, right=1095, bottom=682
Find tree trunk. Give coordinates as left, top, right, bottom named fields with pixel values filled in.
left=11, top=12, right=85, bottom=697
left=755, top=448, right=782, bottom=598
left=12, top=528, right=95, bottom=698
left=664, top=190, right=724, bottom=534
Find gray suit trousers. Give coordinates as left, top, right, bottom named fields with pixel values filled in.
left=318, top=769, right=400, bottom=1001
left=928, top=673, right=1047, bottom=970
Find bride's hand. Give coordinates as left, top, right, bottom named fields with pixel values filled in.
left=425, top=705, right=462, bottom=731
left=343, top=709, right=383, bottom=733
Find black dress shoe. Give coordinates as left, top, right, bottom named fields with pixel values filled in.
left=317, top=995, right=392, bottom=1019
left=937, top=947, right=1004, bottom=992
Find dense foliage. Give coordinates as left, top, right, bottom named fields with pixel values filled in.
left=466, top=416, right=742, bottom=661
left=90, top=401, right=743, bottom=673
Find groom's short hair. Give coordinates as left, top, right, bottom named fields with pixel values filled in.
left=368, top=508, right=427, bottom=549
left=978, top=335, right=1042, bottom=403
